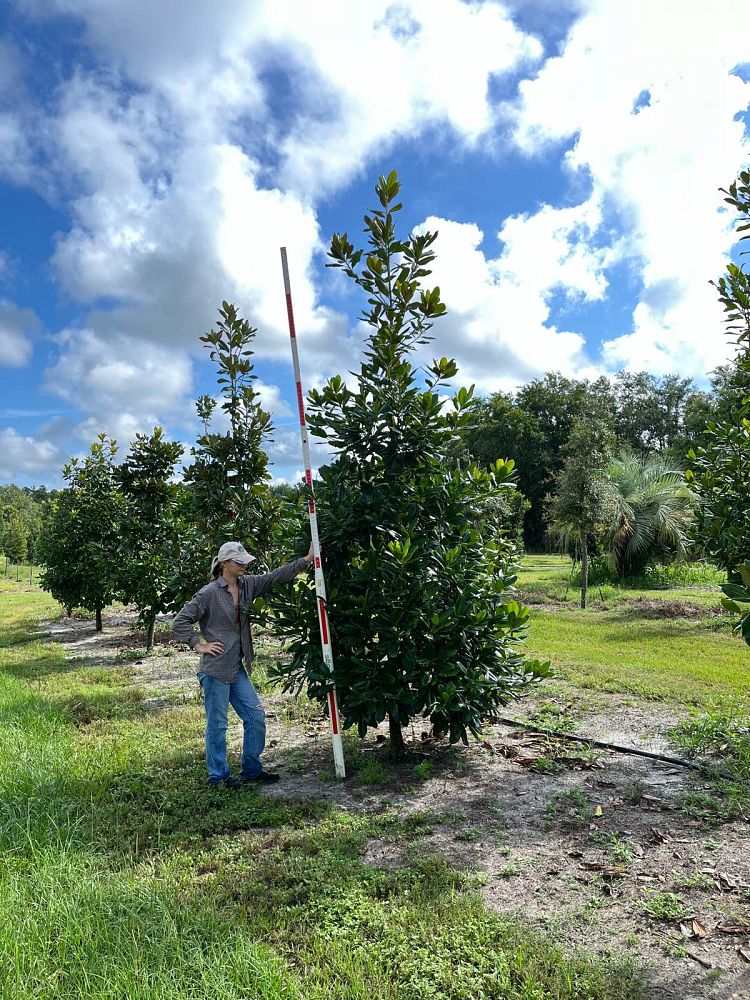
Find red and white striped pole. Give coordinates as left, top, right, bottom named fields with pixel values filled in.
left=280, top=247, right=346, bottom=779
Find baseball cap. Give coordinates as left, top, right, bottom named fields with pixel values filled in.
left=216, top=541, right=255, bottom=565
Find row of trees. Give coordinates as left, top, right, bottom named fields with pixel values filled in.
left=27, top=168, right=750, bottom=755
left=543, top=170, right=750, bottom=619
left=459, top=367, right=737, bottom=548
left=39, top=303, right=285, bottom=645
left=0, top=485, right=49, bottom=568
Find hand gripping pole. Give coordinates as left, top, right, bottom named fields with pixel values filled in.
left=280, top=247, right=346, bottom=778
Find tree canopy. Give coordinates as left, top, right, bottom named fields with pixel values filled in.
left=262, top=171, right=547, bottom=757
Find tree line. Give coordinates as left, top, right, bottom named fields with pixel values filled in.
left=458, top=366, right=738, bottom=550
left=0, top=485, right=55, bottom=572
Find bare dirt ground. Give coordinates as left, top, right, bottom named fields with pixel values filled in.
left=38, top=611, right=750, bottom=1000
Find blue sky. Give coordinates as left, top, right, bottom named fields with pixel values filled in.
left=1, top=0, right=749, bottom=487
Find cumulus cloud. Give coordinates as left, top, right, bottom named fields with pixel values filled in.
left=43, top=327, right=192, bottom=444
left=0, top=300, right=39, bottom=367
left=268, top=0, right=543, bottom=193
left=414, top=203, right=611, bottom=392
left=0, top=427, right=61, bottom=482
left=254, top=380, right=292, bottom=419
left=509, top=0, right=750, bottom=377
left=7, top=0, right=540, bottom=451
left=265, top=424, right=335, bottom=481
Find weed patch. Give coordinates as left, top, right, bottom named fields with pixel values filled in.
left=544, top=789, right=593, bottom=831
left=639, top=890, right=688, bottom=922
left=668, top=698, right=750, bottom=823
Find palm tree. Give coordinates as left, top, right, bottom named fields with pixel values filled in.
left=606, top=450, right=696, bottom=577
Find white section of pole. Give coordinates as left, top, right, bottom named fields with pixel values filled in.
left=280, top=247, right=346, bottom=779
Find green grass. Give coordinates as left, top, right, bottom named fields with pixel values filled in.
left=519, top=554, right=747, bottom=703
left=543, top=788, right=593, bottom=831
left=0, top=577, right=61, bottom=644
left=667, top=697, right=750, bottom=823
left=519, top=554, right=725, bottom=609
left=524, top=609, right=749, bottom=702
left=639, top=891, right=688, bottom=922
left=0, top=581, right=649, bottom=1000
left=0, top=560, right=45, bottom=586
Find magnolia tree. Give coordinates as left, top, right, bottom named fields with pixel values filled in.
left=178, top=303, right=283, bottom=604
left=116, top=427, right=184, bottom=650
left=2, top=508, right=29, bottom=567
left=689, top=170, right=750, bottom=644
left=39, top=435, right=124, bottom=629
left=263, top=172, right=547, bottom=758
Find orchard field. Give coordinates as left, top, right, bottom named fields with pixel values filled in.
left=2, top=172, right=749, bottom=1000
left=1, top=553, right=748, bottom=1000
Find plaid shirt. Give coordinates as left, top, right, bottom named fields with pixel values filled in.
left=172, top=558, right=308, bottom=683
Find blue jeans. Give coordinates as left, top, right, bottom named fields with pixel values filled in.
left=198, top=664, right=266, bottom=782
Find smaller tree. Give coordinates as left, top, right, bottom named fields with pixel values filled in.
left=178, top=303, right=281, bottom=605
left=116, top=427, right=184, bottom=650
left=546, top=418, right=615, bottom=608
left=689, top=169, right=750, bottom=643
left=3, top=508, right=29, bottom=566
left=39, top=435, right=124, bottom=630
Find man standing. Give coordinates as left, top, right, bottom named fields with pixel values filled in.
left=173, top=540, right=312, bottom=787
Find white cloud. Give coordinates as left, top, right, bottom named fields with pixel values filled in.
left=0, top=301, right=39, bottom=367
left=254, top=380, right=292, bottom=419
left=3, top=0, right=542, bottom=456
left=265, top=424, right=334, bottom=478
left=413, top=205, right=609, bottom=392
left=43, top=327, right=192, bottom=445
left=29, top=1, right=540, bottom=187
left=269, top=0, right=543, bottom=193
left=510, top=0, right=750, bottom=377
left=0, top=427, right=61, bottom=482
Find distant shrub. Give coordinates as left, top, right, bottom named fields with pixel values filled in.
left=570, top=556, right=723, bottom=589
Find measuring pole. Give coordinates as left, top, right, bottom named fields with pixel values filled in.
left=280, top=247, right=346, bottom=779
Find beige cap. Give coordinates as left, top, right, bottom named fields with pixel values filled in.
left=215, top=541, right=254, bottom=566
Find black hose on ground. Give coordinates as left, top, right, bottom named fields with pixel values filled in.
left=494, top=716, right=733, bottom=779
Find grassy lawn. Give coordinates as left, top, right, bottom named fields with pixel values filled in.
left=0, top=584, right=648, bottom=1000
left=518, top=553, right=725, bottom=608
left=0, top=576, right=61, bottom=644
left=518, top=555, right=749, bottom=703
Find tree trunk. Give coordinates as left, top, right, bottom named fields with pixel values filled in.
left=95, top=605, right=103, bottom=632
left=580, top=539, right=589, bottom=609
left=146, top=613, right=156, bottom=652
left=388, top=714, right=406, bottom=761
left=16, top=563, right=20, bottom=582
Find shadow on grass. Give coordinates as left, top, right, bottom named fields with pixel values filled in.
left=1, top=743, right=332, bottom=861
left=93, top=751, right=331, bottom=853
